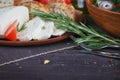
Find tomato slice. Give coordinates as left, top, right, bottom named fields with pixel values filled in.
left=64, top=0, right=71, bottom=4
left=4, top=20, right=17, bottom=41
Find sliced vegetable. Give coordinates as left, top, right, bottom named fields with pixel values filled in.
left=94, top=0, right=120, bottom=13
left=4, top=20, right=17, bottom=41
left=98, top=1, right=114, bottom=10
left=64, top=0, right=71, bottom=4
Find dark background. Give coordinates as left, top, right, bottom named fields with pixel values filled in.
left=0, top=39, right=120, bottom=80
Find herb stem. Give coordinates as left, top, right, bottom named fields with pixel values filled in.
left=32, top=10, right=120, bottom=47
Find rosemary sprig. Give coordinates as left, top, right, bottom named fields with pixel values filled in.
left=32, top=9, right=120, bottom=48
left=17, top=23, right=27, bottom=32
left=94, top=0, right=100, bottom=6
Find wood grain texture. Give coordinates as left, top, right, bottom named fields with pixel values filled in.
left=86, top=0, right=120, bottom=38
left=0, top=45, right=120, bottom=80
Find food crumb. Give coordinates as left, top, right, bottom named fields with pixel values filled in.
left=44, top=60, right=50, bottom=64
left=108, top=59, right=113, bottom=64
left=66, top=43, right=70, bottom=45
left=19, top=66, right=23, bottom=69
left=93, top=62, right=97, bottom=64
left=61, top=64, right=65, bottom=66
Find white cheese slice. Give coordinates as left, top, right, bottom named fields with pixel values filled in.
left=17, top=17, right=44, bottom=41
left=34, top=21, right=54, bottom=40
left=52, top=28, right=66, bottom=36
left=17, top=17, right=54, bottom=41
left=0, top=6, right=29, bottom=35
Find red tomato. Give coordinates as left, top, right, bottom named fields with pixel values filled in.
left=4, top=20, right=17, bottom=41
left=64, top=0, right=71, bottom=4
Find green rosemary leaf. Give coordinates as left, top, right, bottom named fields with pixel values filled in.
left=17, top=23, right=20, bottom=32
left=17, top=24, right=27, bottom=32
left=32, top=10, right=120, bottom=48
left=94, top=0, right=100, bottom=6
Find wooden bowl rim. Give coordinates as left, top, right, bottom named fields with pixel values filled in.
left=86, top=0, right=120, bottom=15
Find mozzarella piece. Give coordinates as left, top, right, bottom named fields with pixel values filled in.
left=0, top=6, right=29, bottom=35
left=33, top=21, right=54, bottom=40
left=17, top=17, right=54, bottom=41
left=52, top=27, right=66, bottom=36
left=17, top=17, right=44, bottom=41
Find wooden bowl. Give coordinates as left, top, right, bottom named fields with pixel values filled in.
left=86, top=0, right=120, bottom=38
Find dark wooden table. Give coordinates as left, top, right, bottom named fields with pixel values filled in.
left=0, top=19, right=120, bottom=80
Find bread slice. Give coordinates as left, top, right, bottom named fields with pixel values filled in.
left=17, top=1, right=49, bottom=19
left=48, top=1, right=75, bottom=20
left=18, top=1, right=49, bottom=14
left=14, top=0, right=33, bottom=5
left=0, top=0, right=14, bottom=8
left=16, top=1, right=82, bottom=21
left=0, top=0, right=34, bottom=8
left=48, top=1, right=76, bottom=36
